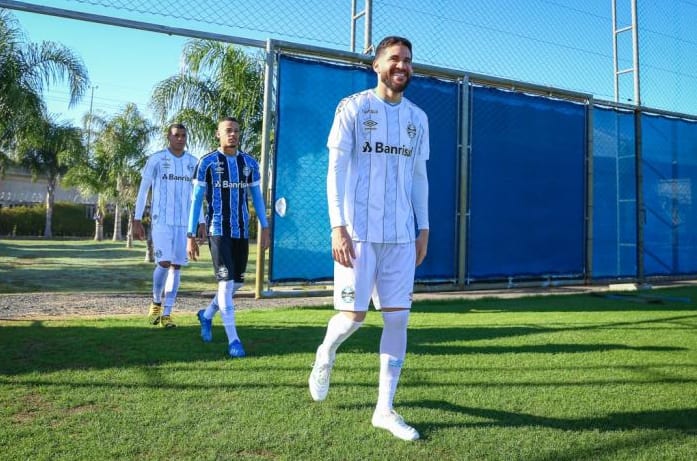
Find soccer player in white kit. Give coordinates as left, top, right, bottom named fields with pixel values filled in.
left=133, top=123, right=205, bottom=328
left=308, top=36, right=430, bottom=441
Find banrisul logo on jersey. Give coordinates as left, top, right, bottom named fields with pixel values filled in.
left=161, top=173, right=192, bottom=181
left=214, top=179, right=249, bottom=189
left=362, top=141, right=412, bottom=157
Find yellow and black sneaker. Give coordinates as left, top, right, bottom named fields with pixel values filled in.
left=160, top=315, right=176, bottom=329
left=148, top=303, right=162, bottom=325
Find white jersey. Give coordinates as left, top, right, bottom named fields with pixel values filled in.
left=327, top=89, right=429, bottom=243
left=134, top=148, right=198, bottom=227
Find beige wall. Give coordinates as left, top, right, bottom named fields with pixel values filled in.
left=0, top=167, right=95, bottom=207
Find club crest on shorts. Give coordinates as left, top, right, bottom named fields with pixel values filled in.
left=217, top=267, right=229, bottom=279
left=341, top=285, right=355, bottom=303
left=155, top=249, right=163, bottom=259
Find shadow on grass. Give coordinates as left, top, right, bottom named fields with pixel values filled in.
left=412, top=399, right=697, bottom=433
left=1, top=241, right=142, bottom=260
left=0, top=317, right=689, bottom=375
left=410, top=289, right=697, bottom=314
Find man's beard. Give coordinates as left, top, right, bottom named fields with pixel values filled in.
left=381, top=72, right=410, bottom=93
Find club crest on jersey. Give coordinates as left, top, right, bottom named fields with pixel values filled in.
left=242, top=165, right=251, bottom=178
left=341, top=286, right=355, bottom=303
left=406, top=122, right=417, bottom=138
left=215, top=161, right=225, bottom=174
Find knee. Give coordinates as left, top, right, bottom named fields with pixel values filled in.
left=342, top=310, right=366, bottom=323
left=158, top=261, right=171, bottom=269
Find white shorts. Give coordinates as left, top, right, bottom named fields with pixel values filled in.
left=333, top=241, right=416, bottom=311
left=151, top=225, right=189, bottom=266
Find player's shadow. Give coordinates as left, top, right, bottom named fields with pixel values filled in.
left=412, top=292, right=696, bottom=314
left=409, top=399, right=697, bottom=433
left=0, top=318, right=688, bottom=374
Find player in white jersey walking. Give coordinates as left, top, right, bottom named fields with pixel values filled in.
left=308, top=36, right=430, bottom=441
left=133, top=123, right=205, bottom=328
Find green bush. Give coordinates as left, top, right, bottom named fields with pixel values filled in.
left=0, top=202, right=128, bottom=238
left=0, top=204, right=45, bottom=236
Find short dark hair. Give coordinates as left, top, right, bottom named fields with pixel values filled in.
left=167, top=123, right=186, bottom=134
left=374, top=36, right=412, bottom=58
left=219, top=116, right=240, bottom=125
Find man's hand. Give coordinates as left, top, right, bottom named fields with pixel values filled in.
left=415, top=229, right=429, bottom=266
left=259, top=227, right=271, bottom=251
left=197, top=223, right=208, bottom=241
left=331, top=226, right=355, bottom=268
left=187, top=235, right=199, bottom=261
left=133, top=220, right=145, bottom=240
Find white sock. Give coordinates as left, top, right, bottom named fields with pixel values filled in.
left=218, top=280, right=239, bottom=344
left=321, top=313, right=363, bottom=356
left=203, top=294, right=219, bottom=319
left=152, top=264, right=168, bottom=304
left=162, top=269, right=180, bottom=316
left=376, top=310, right=410, bottom=413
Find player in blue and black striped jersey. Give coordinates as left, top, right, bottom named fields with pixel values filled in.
left=187, top=117, right=270, bottom=358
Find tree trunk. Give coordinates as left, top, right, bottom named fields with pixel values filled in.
left=93, top=196, right=104, bottom=241
left=94, top=215, right=104, bottom=241
left=112, top=203, right=122, bottom=241
left=44, top=177, right=56, bottom=238
left=125, top=207, right=133, bottom=248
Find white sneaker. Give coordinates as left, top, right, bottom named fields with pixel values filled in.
left=371, top=409, right=420, bottom=441
left=308, top=345, right=334, bottom=401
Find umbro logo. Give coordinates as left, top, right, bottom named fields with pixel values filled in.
left=363, top=119, right=378, bottom=131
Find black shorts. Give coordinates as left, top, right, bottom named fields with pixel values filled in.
left=208, top=236, right=249, bottom=282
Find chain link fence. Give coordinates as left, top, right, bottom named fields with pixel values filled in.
left=6, top=0, right=697, bottom=114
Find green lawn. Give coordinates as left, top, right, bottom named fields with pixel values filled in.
left=0, top=238, right=257, bottom=294
left=1, top=239, right=696, bottom=460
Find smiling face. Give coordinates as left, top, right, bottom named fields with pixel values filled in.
left=373, top=41, right=413, bottom=103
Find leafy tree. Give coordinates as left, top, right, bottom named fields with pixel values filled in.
left=0, top=9, right=89, bottom=172
left=89, top=103, right=155, bottom=244
left=150, top=39, right=264, bottom=155
left=13, top=115, right=84, bottom=237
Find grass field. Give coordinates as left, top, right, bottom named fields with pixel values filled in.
left=1, top=239, right=696, bottom=460
left=0, top=238, right=249, bottom=294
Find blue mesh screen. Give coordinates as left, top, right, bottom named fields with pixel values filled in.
left=641, top=113, right=697, bottom=276
left=592, top=106, right=637, bottom=278
left=467, top=86, right=586, bottom=280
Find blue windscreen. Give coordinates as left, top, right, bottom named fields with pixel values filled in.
left=641, top=113, right=697, bottom=276
left=592, top=106, right=637, bottom=278
left=467, top=86, right=586, bottom=280
left=271, top=55, right=459, bottom=282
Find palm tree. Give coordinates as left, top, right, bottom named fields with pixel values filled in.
left=150, top=39, right=264, bottom=155
left=0, top=9, right=89, bottom=166
left=89, top=103, right=155, bottom=243
left=14, top=114, right=84, bottom=237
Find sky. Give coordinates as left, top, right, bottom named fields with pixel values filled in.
left=13, top=10, right=189, bottom=131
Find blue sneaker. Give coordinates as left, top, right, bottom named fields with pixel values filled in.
left=228, top=339, right=246, bottom=358
left=197, top=309, right=212, bottom=342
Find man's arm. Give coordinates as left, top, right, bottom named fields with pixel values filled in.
left=412, top=156, right=429, bottom=266
left=187, top=182, right=206, bottom=261
left=133, top=158, right=154, bottom=240
left=327, top=147, right=355, bottom=267
left=250, top=184, right=270, bottom=250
